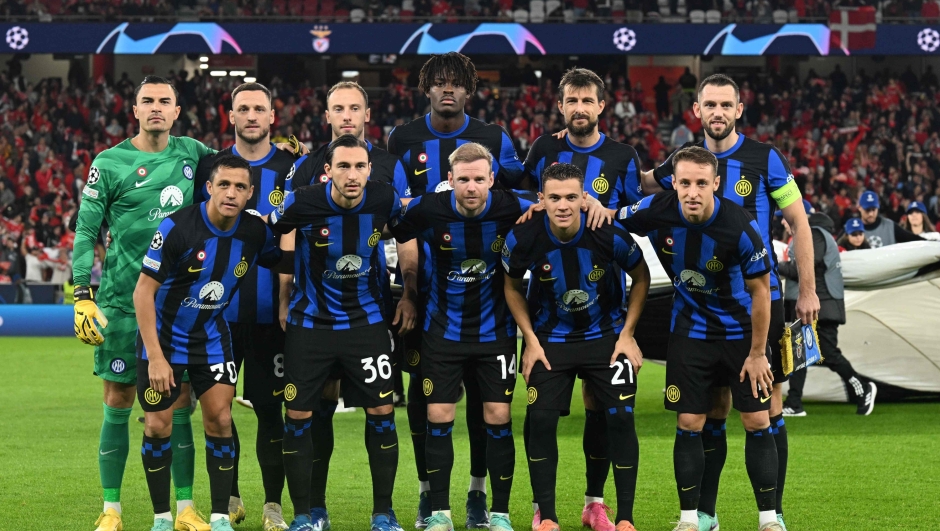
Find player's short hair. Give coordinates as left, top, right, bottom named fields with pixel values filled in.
left=209, top=154, right=252, bottom=183
left=327, top=81, right=369, bottom=108
left=698, top=73, right=739, bottom=102
left=325, top=134, right=370, bottom=165
left=672, top=146, right=718, bottom=177
left=418, top=52, right=478, bottom=95
left=448, top=142, right=493, bottom=171
left=134, top=75, right=179, bottom=104
left=558, top=68, right=605, bottom=103
left=541, top=163, right=585, bottom=188
left=232, top=82, right=272, bottom=105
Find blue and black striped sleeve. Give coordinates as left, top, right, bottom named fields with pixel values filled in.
left=267, top=189, right=303, bottom=234
left=388, top=195, right=427, bottom=243
left=497, top=130, right=525, bottom=185
left=141, top=217, right=185, bottom=282
left=738, top=219, right=772, bottom=279
left=256, top=225, right=283, bottom=269
left=501, top=228, right=531, bottom=279
left=522, top=135, right=547, bottom=189
left=391, top=159, right=409, bottom=198
left=615, top=193, right=658, bottom=236
left=612, top=227, right=643, bottom=272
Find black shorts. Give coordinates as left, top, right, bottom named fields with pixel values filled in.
left=136, top=356, right=237, bottom=413
left=420, top=333, right=516, bottom=404
left=230, top=323, right=286, bottom=406
left=526, top=335, right=638, bottom=412
left=665, top=333, right=771, bottom=414
left=283, top=323, right=394, bottom=411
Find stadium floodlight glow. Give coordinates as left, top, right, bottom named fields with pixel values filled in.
left=229, top=70, right=247, bottom=76
left=199, top=56, right=209, bottom=62
left=534, top=70, right=542, bottom=79
left=342, top=70, right=360, bottom=79
left=244, top=76, right=257, bottom=83
left=199, top=63, right=209, bottom=69
left=209, top=70, right=227, bottom=76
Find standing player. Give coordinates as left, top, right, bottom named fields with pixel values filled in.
left=287, top=80, right=418, bottom=531
left=386, top=52, right=525, bottom=529
left=268, top=135, right=404, bottom=531
left=640, top=74, right=819, bottom=531
left=523, top=68, right=644, bottom=531
left=134, top=154, right=282, bottom=531
left=193, top=82, right=297, bottom=531
left=73, top=76, right=215, bottom=531
left=618, top=147, right=783, bottom=531
left=503, top=163, right=650, bottom=531
left=388, top=143, right=536, bottom=531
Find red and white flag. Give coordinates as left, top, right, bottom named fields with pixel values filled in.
left=829, top=6, right=876, bottom=51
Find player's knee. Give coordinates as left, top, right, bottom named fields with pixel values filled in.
left=581, top=381, right=597, bottom=410
left=203, top=407, right=232, bottom=437
left=677, top=413, right=706, bottom=432
left=483, top=402, right=511, bottom=425
left=427, top=403, right=456, bottom=423
left=144, top=411, right=173, bottom=438
left=769, top=385, right=784, bottom=416
left=367, top=404, right=394, bottom=416
left=739, top=411, right=770, bottom=432
left=527, top=409, right=560, bottom=436
left=286, top=408, right=313, bottom=420
left=706, top=387, right=732, bottom=418
left=103, top=380, right=136, bottom=408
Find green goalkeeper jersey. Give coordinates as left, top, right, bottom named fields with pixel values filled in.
left=73, top=136, right=214, bottom=313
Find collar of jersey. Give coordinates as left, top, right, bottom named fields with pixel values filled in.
left=706, top=133, right=745, bottom=159
left=366, top=140, right=374, bottom=152
left=325, top=181, right=367, bottom=213
left=450, top=190, right=492, bottom=220
left=425, top=113, right=470, bottom=138
left=201, top=201, right=241, bottom=237
left=544, top=211, right=586, bottom=247
left=565, top=133, right=605, bottom=154
left=232, top=143, right=276, bottom=166
left=677, top=196, right=721, bottom=228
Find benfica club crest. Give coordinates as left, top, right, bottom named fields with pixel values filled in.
left=311, top=26, right=331, bottom=53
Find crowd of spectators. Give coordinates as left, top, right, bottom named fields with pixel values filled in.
left=3, top=0, right=936, bottom=23
left=2, top=58, right=940, bottom=289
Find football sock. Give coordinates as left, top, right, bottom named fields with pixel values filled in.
left=426, top=420, right=455, bottom=511
left=100, top=404, right=131, bottom=507
left=141, top=435, right=173, bottom=514
left=698, top=417, right=727, bottom=517
left=674, top=429, right=704, bottom=511
left=606, top=406, right=639, bottom=524
left=526, top=409, right=560, bottom=523
left=485, top=422, right=514, bottom=513
left=407, top=378, right=429, bottom=483
left=205, top=435, right=236, bottom=516
left=770, top=414, right=788, bottom=515
left=523, top=413, right=536, bottom=504
left=745, top=427, right=778, bottom=513
left=170, top=407, right=195, bottom=504
left=283, top=415, right=314, bottom=517
left=583, top=408, right=609, bottom=499
left=464, top=379, right=488, bottom=480
left=254, top=403, right=285, bottom=505
left=310, top=399, right=338, bottom=509
left=230, top=419, right=240, bottom=498
left=365, top=412, right=398, bottom=516
left=155, top=511, right=172, bottom=522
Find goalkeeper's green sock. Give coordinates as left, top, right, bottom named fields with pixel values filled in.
left=171, top=407, right=196, bottom=512
left=99, top=403, right=132, bottom=513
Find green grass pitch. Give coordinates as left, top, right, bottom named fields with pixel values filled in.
left=1, top=337, right=937, bottom=530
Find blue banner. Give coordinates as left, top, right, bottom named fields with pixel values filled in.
left=2, top=22, right=940, bottom=55
left=0, top=305, right=74, bottom=336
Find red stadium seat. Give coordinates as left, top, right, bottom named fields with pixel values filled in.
left=320, top=0, right=335, bottom=18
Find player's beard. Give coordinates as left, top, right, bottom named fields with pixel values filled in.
left=567, top=114, right=598, bottom=138
left=702, top=116, right=734, bottom=142
left=237, top=124, right=270, bottom=145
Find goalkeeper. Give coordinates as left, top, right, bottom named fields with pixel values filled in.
left=73, top=76, right=217, bottom=531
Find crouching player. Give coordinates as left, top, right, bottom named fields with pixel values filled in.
left=133, top=155, right=282, bottom=531
left=502, top=163, right=650, bottom=531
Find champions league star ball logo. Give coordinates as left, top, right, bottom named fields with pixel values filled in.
left=5, top=26, right=28, bottom=50
left=918, top=28, right=940, bottom=52
left=612, top=27, right=637, bottom=52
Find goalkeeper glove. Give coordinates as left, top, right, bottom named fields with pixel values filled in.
left=74, top=286, right=109, bottom=346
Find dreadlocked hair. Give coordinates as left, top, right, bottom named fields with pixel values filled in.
left=418, top=52, right=478, bottom=95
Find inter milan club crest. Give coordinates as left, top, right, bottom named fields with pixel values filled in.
left=311, top=25, right=331, bottom=53
left=183, top=164, right=194, bottom=180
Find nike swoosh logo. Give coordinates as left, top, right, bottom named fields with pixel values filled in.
left=411, top=432, right=424, bottom=436
left=661, top=248, right=676, bottom=255
left=100, top=449, right=118, bottom=455
left=270, top=439, right=283, bottom=443
left=178, top=443, right=193, bottom=449
left=414, top=168, right=431, bottom=176
left=440, top=245, right=457, bottom=251
left=273, top=389, right=284, bottom=396
left=761, top=395, right=772, bottom=403
left=381, top=443, right=397, bottom=449
left=188, top=266, right=206, bottom=273
left=379, top=390, right=394, bottom=398
left=148, top=466, right=166, bottom=472
left=315, top=242, right=334, bottom=247
left=427, top=469, right=440, bottom=473
left=529, top=457, right=547, bottom=462
left=500, top=475, right=512, bottom=480
left=219, top=466, right=233, bottom=471
left=135, top=179, right=151, bottom=187
left=704, top=448, right=715, bottom=453
left=681, top=486, right=696, bottom=491
left=614, top=465, right=634, bottom=469
left=282, top=450, right=298, bottom=454
left=588, top=455, right=606, bottom=460
left=505, top=389, right=514, bottom=395
left=539, top=277, right=557, bottom=282
left=619, top=394, right=635, bottom=400
left=760, top=487, right=775, bottom=492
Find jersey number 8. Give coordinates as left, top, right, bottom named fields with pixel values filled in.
left=362, top=354, right=392, bottom=383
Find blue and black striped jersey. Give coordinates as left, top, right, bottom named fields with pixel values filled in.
left=139, top=203, right=281, bottom=365
left=388, top=190, right=534, bottom=343
left=653, top=135, right=801, bottom=301
left=194, top=144, right=296, bottom=325
left=616, top=191, right=772, bottom=340
left=503, top=211, right=644, bottom=343
left=268, top=180, right=402, bottom=330
left=523, top=133, right=644, bottom=208
left=290, top=140, right=408, bottom=196
left=386, top=113, right=524, bottom=196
